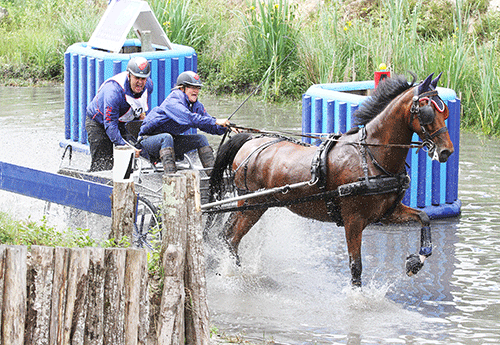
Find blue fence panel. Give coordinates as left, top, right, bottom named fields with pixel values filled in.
left=0, top=161, right=112, bottom=217
left=62, top=39, right=197, bottom=152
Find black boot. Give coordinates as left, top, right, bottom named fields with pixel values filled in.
left=198, top=146, right=215, bottom=176
left=159, top=147, right=177, bottom=175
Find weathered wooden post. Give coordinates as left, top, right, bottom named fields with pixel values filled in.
left=1, top=245, right=27, bottom=345
left=49, top=246, right=70, bottom=345
left=84, top=247, right=106, bottom=345
left=182, top=170, right=210, bottom=345
left=103, top=248, right=126, bottom=344
left=25, top=245, right=55, bottom=345
left=157, top=173, right=188, bottom=345
left=110, top=146, right=137, bottom=243
left=156, top=170, right=210, bottom=345
left=61, top=248, right=90, bottom=345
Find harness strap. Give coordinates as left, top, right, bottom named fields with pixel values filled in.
left=310, top=133, right=344, bottom=226
left=428, top=126, right=448, bottom=139
left=235, top=138, right=285, bottom=190
left=204, top=173, right=410, bottom=216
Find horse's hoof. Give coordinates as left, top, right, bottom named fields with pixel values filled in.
left=351, top=279, right=362, bottom=288
left=406, top=253, right=424, bottom=276
left=233, top=254, right=241, bottom=267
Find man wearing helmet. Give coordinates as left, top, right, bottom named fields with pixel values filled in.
left=85, top=56, right=154, bottom=172
left=138, top=71, right=232, bottom=175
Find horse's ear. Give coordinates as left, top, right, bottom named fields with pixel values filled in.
left=430, top=72, right=442, bottom=89
left=418, top=73, right=434, bottom=94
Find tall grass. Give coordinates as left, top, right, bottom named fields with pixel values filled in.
left=0, top=0, right=102, bottom=83
left=235, top=0, right=300, bottom=99
left=148, top=0, right=203, bottom=50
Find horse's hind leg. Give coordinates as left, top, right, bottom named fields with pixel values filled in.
left=383, top=203, right=432, bottom=276
left=222, top=208, right=267, bottom=265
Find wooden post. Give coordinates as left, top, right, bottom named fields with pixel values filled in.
left=103, top=248, right=126, bottom=345
left=25, top=246, right=55, bottom=345
left=124, top=248, right=148, bottom=345
left=84, top=247, right=106, bottom=345
left=110, top=182, right=137, bottom=244
left=62, top=248, right=90, bottom=345
left=2, top=246, right=27, bottom=345
left=182, top=170, right=210, bottom=345
left=49, top=247, right=70, bottom=345
left=157, top=173, right=187, bottom=345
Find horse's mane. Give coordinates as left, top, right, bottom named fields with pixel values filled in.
left=353, top=73, right=416, bottom=126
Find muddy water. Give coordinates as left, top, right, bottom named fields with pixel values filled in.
left=1, top=86, right=500, bottom=344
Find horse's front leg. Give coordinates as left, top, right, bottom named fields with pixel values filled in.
left=384, top=203, right=432, bottom=276
left=343, top=218, right=367, bottom=287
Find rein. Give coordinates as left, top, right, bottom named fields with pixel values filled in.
left=228, top=123, right=426, bottom=150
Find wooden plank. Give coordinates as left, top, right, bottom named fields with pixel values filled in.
left=182, top=171, right=210, bottom=345
left=1, top=246, right=27, bottom=345
left=157, top=174, right=187, bottom=345
left=62, top=248, right=90, bottom=345
left=103, top=248, right=126, bottom=345
left=49, top=247, right=70, bottom=345
left=84, top=247, right=106, bottom=345
left=25, top=246, right=55, bottom=345
left=124, top=248, right=147, bottom=345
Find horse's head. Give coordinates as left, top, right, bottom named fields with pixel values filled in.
left=409, top=73, right=454, bottom=162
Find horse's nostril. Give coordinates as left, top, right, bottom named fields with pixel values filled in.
left=440, top=149, right=453, bottom=162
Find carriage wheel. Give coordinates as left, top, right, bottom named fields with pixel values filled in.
left=134, top=196, right=162, bottom=250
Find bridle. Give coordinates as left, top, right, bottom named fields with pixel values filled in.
left=410, top=88, right=448, bottom=153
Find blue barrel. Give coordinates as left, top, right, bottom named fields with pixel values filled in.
left=62, top=39, right=197, bottom=152
left=302, top=81, right=461, bottom=219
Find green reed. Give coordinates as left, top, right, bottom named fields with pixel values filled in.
left=236, top=0, right=299, bottom=99
left=149, top=0, right=202, bottom=50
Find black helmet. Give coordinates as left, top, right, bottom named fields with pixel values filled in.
left=127, top=56, right=151, bottom=78
left=176, top=71, right=203, bottom=88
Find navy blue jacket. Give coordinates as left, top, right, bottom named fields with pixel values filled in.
left=139, top=89, right=227, bottom=137
left=86, top=72, right=153, bottom=145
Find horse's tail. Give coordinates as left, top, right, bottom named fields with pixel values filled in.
left=209, top=133, right=253, bottom=201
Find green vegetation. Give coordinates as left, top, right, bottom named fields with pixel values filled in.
left=1, top=0, right=500, bottom=134
left=0, top=211, right=96, bottom=247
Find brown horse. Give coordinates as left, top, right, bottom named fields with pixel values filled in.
left=208, top=73, right=454, bottom=286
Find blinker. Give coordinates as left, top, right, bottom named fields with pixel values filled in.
left=418, top=105, right=436, bottom=125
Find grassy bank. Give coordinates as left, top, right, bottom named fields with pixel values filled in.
left=0, top=211, right=96, bottom=247
left=1, top=0, right=499, bottom=135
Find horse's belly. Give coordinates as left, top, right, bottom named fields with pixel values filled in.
left=286, top=201, right=333, bottom=223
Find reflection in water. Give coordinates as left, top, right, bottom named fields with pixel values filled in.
left=1, top=86, right=500, bottom=344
